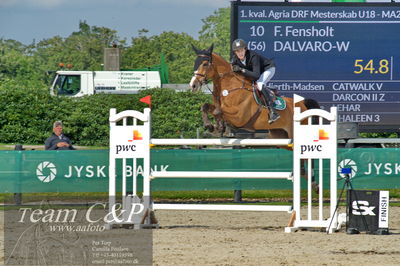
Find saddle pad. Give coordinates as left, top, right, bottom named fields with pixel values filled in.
left=273, top=96, right=286, bottom=110
left=252, top=88, right=286, bottom=111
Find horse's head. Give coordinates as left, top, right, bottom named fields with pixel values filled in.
left=189, top=44, right=215, bottom=92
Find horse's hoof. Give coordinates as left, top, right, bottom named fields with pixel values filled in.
left=216, top=123, right=224, bottom=133
left=300, top=168, right=306, bottom=176
left=213, top=108, right=222, bottom=116
left=312, top=182, right=319, bottom=194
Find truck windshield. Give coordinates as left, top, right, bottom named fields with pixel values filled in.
left=54, top=75, right=81, bottom=96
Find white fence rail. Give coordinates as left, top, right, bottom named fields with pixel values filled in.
left=108, top=94, right=338, bottom=233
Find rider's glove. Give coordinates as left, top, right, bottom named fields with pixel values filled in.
left=232, top=65, right=244, bottom=73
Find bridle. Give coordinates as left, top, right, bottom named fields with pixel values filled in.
left=193, top=54, right=212, bottom=81
left=192, top=54, right=214, bottom=94
left=193, top=53, right=253, bottom=96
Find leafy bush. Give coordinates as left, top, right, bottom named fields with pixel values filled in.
left=0, top=86, right=211, bottom=146
left=0, top=13, right=229, bottom=146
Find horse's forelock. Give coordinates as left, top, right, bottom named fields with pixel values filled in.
left=196, top=48, right=211, bottom=56
left=193, top=56, right=203, bottom=71
left=193, top=51, right=211, bottom=71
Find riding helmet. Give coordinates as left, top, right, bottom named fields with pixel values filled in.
left=232, top=39, right=247, bottom=51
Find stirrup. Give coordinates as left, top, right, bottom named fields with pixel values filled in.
left=268, top=111, right=280, bottom=124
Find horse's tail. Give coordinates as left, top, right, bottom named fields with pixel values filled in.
left=303, top=98, right=321, bottom=125
left=304, top=98, right=320, bottom=110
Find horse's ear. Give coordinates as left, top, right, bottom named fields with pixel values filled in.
left=191, top=43, right=200, bottom=54
left=207, top=44, right=214, bottom=54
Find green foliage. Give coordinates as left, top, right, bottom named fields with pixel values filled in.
left=0, top=8, right=396, bottom=147
left=1, top=9, right=232, bottom=86
left=198, top=7, right=231, bottom=61
left=33, top=21, right=123, bottom=83
left=0, top=85, right=57, bottom=144
left=123, top=31, right=198, bottom=83
left=360, top=132, right=399, bottom=138
left=0, top=39, right=44, bottom=86
left=0, top=85, right=211, bottom=146
left=0, top=12, right=226, bottom=146
left=64, top=93, right=144, bottom=146
left=149, top=89, right=210, bottom=138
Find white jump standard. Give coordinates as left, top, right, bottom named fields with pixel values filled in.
left=107, top=94, right=338, bottom=233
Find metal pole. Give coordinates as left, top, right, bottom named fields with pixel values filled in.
left=14, top=144, right=23, bottom=205
left=234, top=190, right=242, bottom=203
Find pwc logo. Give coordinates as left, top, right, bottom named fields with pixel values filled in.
left=316, top=129, right=329, bottom=141
left=116, top=130, right=142, bottom=154
left=300, top=129, right=329, bottom=154
left=128, top=130, right=143, bottom=141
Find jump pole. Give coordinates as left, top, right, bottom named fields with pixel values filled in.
left=107, top=94, right=338, bottom=233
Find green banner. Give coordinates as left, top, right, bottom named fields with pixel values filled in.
left=0, top=148, right=399, bottom=193
left=339, top=148, right=400, bottom=189
left=152, top=149, right=294, bottom=191
left=0, top=150, right=108, bottom=193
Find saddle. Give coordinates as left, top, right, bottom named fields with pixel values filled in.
left=252, top=85, right=286, bottom=111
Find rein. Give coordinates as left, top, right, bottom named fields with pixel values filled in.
left=193, top=54, right=211, bottom=80
left=194, top=53, right=255, bottom=101
left=193, top=52, right=264, bottom=131
left=221, top=76, right=253, bottom=96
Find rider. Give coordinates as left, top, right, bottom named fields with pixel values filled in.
left=230, top=39, right=280, bottom=124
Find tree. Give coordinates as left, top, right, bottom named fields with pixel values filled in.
left=34, top=20, right=124, bottom=84
left=0, top=39, right=44, bottom=88
left=123, top=30, right=198, bottom=83
left=198, top=7, right=230, bottom=61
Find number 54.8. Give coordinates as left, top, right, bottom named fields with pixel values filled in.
left=354, top=59, right=389, bottom=74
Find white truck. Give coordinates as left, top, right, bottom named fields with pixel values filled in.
left=50, top=70, right=161, bottom=97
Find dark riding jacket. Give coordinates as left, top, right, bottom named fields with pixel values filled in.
left=45, top=133, right=75, bottom=150
left=231, top=50, right=275, bottom=81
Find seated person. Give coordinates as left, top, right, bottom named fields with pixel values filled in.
left=45, top=121, right=75, bottom=150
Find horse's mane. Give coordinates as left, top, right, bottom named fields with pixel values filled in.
left=211, top=52, right=253, bottom=86
left=211, top=52, right=230, bottom=67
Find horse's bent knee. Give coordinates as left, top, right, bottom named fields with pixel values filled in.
left=201, top=103, right=211, bottom=112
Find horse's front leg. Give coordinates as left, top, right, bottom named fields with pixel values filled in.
left=201, top=103, right=225, bottom=134
left=216, top=117, right=225, bottom=136
left=201, top=103, right=216, bottom=132
left=211, top=95, right=225, bottom=134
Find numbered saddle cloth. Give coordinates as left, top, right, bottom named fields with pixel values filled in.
left=252, top=88, right=286, bottom=110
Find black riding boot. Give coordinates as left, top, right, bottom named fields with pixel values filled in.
left=261, top=87, right=280, bottom=124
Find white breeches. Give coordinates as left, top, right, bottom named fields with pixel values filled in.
left=256, top=67, right=276, bottom=91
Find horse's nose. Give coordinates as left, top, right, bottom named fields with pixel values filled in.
left=189, top=76, right=198, bottom=91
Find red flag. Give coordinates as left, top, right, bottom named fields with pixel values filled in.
left=139, top=95, right=151, bottom=108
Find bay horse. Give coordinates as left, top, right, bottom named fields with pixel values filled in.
left=189, top=44, right=320, bottom=191
left=189, top=44, right=319, bottom=140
